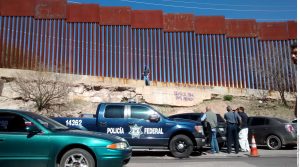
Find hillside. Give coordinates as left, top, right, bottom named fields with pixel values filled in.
left=0, top=68, right=296, bottom=122
left=154, top=95, right=296, bottom=121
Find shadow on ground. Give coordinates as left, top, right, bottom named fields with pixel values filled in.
left=131, top=146, right=297, bottom=157
left=131, top=147, right=223, bottom=157
left=256, top=146, right=297, bottom=150
left=132, top=150, right=172, bottom=157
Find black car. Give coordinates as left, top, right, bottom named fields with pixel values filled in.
left=168, top=113, right=226, bottom=148
left=248, top=116, right=297, bottom=150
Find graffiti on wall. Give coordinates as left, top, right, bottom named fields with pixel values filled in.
left=174, top=91, right=194, bottom=101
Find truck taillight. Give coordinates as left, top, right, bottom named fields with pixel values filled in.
left=285, top=124, right=294, bottom=133
left=195, top=125, right=203, bottom=133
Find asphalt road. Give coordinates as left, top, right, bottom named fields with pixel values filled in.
left=127, top=147, right=298, bottom=167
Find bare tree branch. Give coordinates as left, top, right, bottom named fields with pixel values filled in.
left=250, top=44, right=296, bottom=106
left=11, top=66, right=71, bottom=111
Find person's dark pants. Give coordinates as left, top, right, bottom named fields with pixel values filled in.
left=207, top=130, right=212, bottom=145
left=144, top=76, right=150, bottom=86
left=226, top=123, right=239, bottom=154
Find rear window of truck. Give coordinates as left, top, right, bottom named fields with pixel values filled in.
left=104, top=105, right=125, bottom=118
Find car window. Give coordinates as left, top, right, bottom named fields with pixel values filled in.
left=131, top=106, right=154, bottom=120
left=265, top=118, right=270, bottom=125
left=25, top=112, right=68, bottom=131
left=173, top=115, right=180, bottom=118
left=217, top=114, right=225, bottom=123
left=170, top=114, right=190, bottom=120
left=190, top=115, right=199, bottom=121
left=104, top=105, right=125, bottom=118
left=250, top=117, right=265, bottom=126
left=178, top=115, right=190, bottom=119
left=0, top=113, right=27, bottom=132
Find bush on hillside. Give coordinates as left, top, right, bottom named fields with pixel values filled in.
left=223, top=95, right=233, bottom=101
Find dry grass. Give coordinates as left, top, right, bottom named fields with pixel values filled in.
left=154, top=96, right=295, bottom=121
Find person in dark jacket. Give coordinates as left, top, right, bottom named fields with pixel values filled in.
left=224, top=106, right=240, bottom=154
left=237, top=107, right=250, bottom=152
left=143, top=65, right=150, bottom=86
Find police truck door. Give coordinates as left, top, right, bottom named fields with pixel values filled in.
left=98, top=104, right=130, bottom=140
left=127, top=104, right=168, bottom=146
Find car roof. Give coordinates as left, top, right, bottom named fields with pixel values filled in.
left=249, top=116, right=278, bottom=119
left=100, top=102, right=148, bottom=105
left=248, top=116, right=289, bottom=122
left=0, top=109, right=41, bottom=119
left=170, top=113, right=222, bottom=116
left=0, top=109, right=31, bottom=114
left=170, top=113, right=202, bottom=116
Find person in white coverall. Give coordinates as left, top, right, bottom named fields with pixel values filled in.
left=237, top=107, right=250, bottom=152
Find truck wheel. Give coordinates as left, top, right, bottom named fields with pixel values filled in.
left=266, top=135, right=282, bottom=150
left=59, top=148, right=95, bottom=167
left=169, top=135, right=193, bottom=158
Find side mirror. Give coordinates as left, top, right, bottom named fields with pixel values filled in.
left=149, top=114, right=160, bottom=122
left=26, top=125, right=41, bottom=134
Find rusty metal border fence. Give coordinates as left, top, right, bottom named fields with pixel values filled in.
left=0, top=0, right=297, bottom=92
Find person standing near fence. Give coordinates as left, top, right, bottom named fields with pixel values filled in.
left=143, top=65, right=150, bottom=86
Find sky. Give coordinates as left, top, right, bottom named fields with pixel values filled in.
left=68, top=0, right=297, bottom=22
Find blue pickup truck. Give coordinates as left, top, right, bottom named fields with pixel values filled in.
left=54, top=102, right=206, bottom=158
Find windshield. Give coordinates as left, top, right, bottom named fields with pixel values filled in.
left=147, top=105, right=167, bottom=119
left=26, top=112, right=69, bottom=131
left=274, top=118, right=289, bottom=123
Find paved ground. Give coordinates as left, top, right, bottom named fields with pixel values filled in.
left=126, top=147, right=298, bottom=167
left=128, top=157, right=297, bottom=167
left=128, top=147, right=298, bottom=167
left=199, top=146, right=297, bottom=158
left=132, top=146, right=297, bottom=158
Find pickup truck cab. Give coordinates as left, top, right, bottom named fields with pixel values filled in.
left=54, top=103, right=206, bottom=158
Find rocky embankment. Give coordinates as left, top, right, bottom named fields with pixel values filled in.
left=0, top=77, right=144, bottom=117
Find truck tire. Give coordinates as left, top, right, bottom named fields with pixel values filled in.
left=169, top=135, right=193, bottom=158
left=59, top=148, right=95, bottom=167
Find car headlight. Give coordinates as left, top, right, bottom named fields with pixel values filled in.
left=107, top=142, right=129, bottom=150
